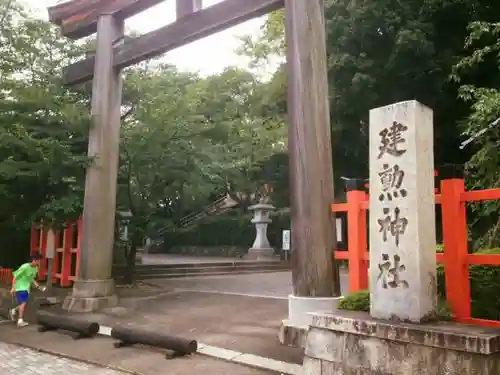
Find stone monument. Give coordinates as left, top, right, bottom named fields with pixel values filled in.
left=299, top=101, right=500, bottom=375
left=246, top=202, right=275, bottom=260
left=368, top=100, right=437, bottom=322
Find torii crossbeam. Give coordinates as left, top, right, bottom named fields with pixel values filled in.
left=50, top=0, right=341, bottom=325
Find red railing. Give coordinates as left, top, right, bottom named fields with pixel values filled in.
left=30, top=218, right=82, bottom=287
left=332, top=177, right=500, bottom=328
left=0, top=268, right=13, bottom=285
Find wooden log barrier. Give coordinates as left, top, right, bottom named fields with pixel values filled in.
left=111, top=326, right=197, bottom=358
left=0, top=307, right=10, bottom=320
left=36, top=310, right=100, bottom=339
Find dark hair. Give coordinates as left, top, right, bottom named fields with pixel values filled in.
left=31, top=252, right=42, bottom=260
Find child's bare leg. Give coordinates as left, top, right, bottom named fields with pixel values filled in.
left=18, top=302, right=26, bottom=320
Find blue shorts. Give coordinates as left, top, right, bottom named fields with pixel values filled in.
left=15, top=291, right=29, bottom=304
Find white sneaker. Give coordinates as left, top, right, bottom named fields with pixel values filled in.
left=9, top=309, right=16, bottom=322
left=17, top=320, right=28, bottom=328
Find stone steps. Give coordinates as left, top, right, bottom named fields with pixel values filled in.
left=113, top=261, right=290, bottom=280
left=140, top=268, right=290, bottom=280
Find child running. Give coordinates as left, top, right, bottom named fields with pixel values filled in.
left=9, top=253, right=46, bottom=327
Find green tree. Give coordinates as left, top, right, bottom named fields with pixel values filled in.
left=451, top=21, right=500, bottom=248
left=198, top=68, right=287, bottom=209
left=0, top=0, right=90, bottom=266
left=239, top=1, right=500, bottom=194
left=114, top=63, right=288, bottom=277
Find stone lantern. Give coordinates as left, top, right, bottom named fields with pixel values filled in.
left=246, top=202, right=276, bottom=260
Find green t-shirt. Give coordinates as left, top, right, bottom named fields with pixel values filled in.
left=13, top=263, right=38, bottom=292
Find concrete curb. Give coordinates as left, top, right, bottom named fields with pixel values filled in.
left=98, top=325, right=301, bottom=375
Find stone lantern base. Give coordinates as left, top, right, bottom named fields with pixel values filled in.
left=245, top=247, right=276, bottom=260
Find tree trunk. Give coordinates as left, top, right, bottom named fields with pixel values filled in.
left=124, top=240, right=139, bottom=285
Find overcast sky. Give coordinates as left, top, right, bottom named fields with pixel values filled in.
left=24, top=0, right=267, bottom=75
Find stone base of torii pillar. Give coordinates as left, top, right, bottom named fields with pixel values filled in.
left=63, top=279, right=118, bottom=312
left=278, top=295, right=343, bottom=348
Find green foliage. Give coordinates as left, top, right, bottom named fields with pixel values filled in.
left=339, top=290, right=453, bottom=321
left=437, top=248, right=500, bottom=320
left=163, top=210, right=290, bottom=250
left=239, top=1, right=500, bottom=196
left=451, top=21, right=500, bottom=249
left=0, top=2, right=91, bottom=222
left=338, top=290, right=370, bottom=312
left=0, top=0, right=94, bottom=266
left=435, top=301, right=453, bottom=321
left=339, top=245, right=500, bottom=321
left=115, top=63, right=288, bottom=281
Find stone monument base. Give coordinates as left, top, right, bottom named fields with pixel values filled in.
left=279, top=319, right=308, bottom=348
left=62, top=279, right=118, bottom=313
left=244, top=248, right=276, bottom=260
left=278, top=294, right=342, bottom=348
left=303, top=310, right=500, bottom=375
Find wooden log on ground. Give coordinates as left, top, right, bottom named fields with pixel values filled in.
left=36, top=310, right=100, bottom=338
left=111, top=325, right=197, bottom=356
left=0, top=307, right=10, bottom=320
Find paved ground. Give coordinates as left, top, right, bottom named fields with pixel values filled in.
left=141, top=254, right=243, bottom=265
left=0, top=341, right=127, bottom=375
left=53, top=290, right=304, bottom=364
left=0, top=326, right=276, bottom=375
left=0, top=282, right=167, bottom=323
left=149, top=270, right=350, bottom=298
left=0, top=268, right=349, bottom=374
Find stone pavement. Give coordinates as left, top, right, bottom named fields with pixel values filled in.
left=0, top=325, right=276, bottom=375
left=0, top=341, right=126, bottom=375
left=142, top=254, right=243, bottom=265
left=54, top=291, right=304, bottom=364
left=148, top=270, right=349, bottom=298
left=0, top=270, right=349, bottom=374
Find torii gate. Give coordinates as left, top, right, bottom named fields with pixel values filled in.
left=49, top=0, right=341, bottom=321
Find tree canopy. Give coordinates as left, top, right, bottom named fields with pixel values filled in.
left=239, top=0, right=500, bottom=193
left=2, top=0, right=500, bottom=269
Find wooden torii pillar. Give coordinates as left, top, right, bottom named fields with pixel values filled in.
left=49, top=0, right=340, bottom=315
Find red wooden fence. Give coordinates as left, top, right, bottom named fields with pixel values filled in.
left=0, top=268, right=13, bottom=284
left=30, top=218, right=82, bottom=287
left=3, top=173, right=500, bottom=330
left=333, top=177, right=500, bottom=328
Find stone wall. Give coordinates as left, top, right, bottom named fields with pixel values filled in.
left=303, top=310, right=500, bottom=375
left=167, top=246, right=248, bottom=258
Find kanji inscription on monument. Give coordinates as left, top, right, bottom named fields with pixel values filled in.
left=378, top=163, right=407, bottom=201
left=369, top=100, right=437, bottom=322
left=377, top=254, right=409, bottom=289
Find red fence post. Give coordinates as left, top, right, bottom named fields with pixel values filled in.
left=30, top=225, right=39, bottom=254
left=440, top=176, right=471, bottom=320
left=74, top=217, right=82, bottom=279
left=60, top=222, right=73, bottom=287
left=38, top=228, right=48, bottom=281
left=52, top=229, right=61, bottom=285
left=345, top=181, right=369, bottom=292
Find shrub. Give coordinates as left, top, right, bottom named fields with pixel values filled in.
left=437, top=247, right=500, bottom=321
left=339, top=289, right=453, bottom=320
left=338, top=290, right=369, bottom=312
left=163, top=209, right=291, bottom=250
left=341, top=246, right=500, bottom=321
